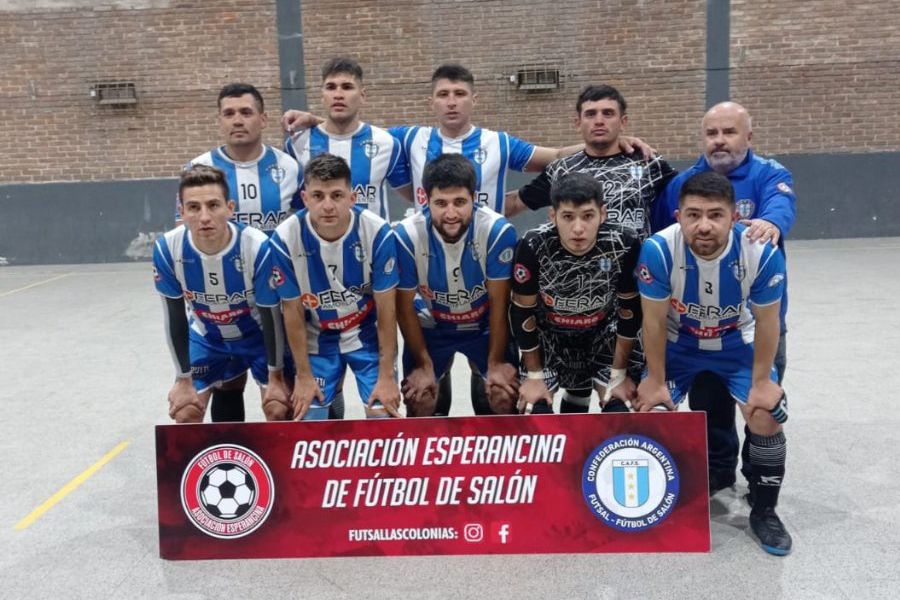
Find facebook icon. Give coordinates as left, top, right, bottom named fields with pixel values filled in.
left=491, top=522, right=511, bottom=544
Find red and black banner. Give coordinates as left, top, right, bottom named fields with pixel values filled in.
left=156, top=413, right=709, bottom=559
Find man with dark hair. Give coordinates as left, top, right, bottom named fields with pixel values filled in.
left=637, top=171, right=791, bottom=555
left=285, top=57, right=412, bottom=220
left=510, top=172, right=643, bottom=414
left=180, top=82, right=301, bottom=422
left=153, top=165, right=289, bottom=423
left=258, top=154, right=402, bottom=419
left=283, top=67, right=652, bottom=415
left=652, top=101, right=797, bottom=494
left=507, top=84, right=675, bottom=243
left=394, top=154, right=519, bottom=416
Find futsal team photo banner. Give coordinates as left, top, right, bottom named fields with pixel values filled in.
left=156, top=412, right=710, bottom=559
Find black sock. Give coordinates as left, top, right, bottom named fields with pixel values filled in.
left=328, top=392, right=345, bottom=420
left=560, top=389, right=591, bottom=414
left=470, top=372, right=493, bottom=415
left=434, top=372, right=452, bottom=416
left=748, top=431, right=786, bottom=511
left=210, top=389, right=245, bottom=422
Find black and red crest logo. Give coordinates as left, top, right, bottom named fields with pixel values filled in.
left=180, top=444, right=275, bottom=539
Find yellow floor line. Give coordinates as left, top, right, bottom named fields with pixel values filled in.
left=0, top=273, right=72, bottom=298
left=15, top=440, right=131, bottom=530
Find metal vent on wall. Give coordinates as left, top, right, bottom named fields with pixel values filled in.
left=91, top=82, right=137, bottom=105
left=515, top=66, right=560, bottom=90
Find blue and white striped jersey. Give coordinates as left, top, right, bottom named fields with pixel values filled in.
left=285, top=123, right=410, bottom=220
left=390, top=125, right=534, bottom=214
left=186, top=145, right=301, bottom=234
left=638, top=223, right=786, bottom=351
left=258, top=206, right=399, bottom=354
left=394, top=206, right=517, bottom=331
left=153, top=222, right=268, bottom=343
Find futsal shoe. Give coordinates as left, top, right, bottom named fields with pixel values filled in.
left=749, top=507, right=793, bottom=556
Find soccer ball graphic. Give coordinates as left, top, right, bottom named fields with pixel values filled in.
left=199, top=464, right=256, bottom=519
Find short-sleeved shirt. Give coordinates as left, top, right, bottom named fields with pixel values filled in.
left=184, top=145, right=301, bottom=234
left=512, top=222, right=642, bottom=341
left=394, top=206, right=517, bottom=331
left=519, top=150, right=675, bottom=240
left=285, top=122, right=410, bottom=220
left=258, top=206, right=398, bottom=355
left=391, top=124, right=535, bottom=214
left=153, top=221, right=269, bottom=343
left=638, top=223, right=786, bottom=352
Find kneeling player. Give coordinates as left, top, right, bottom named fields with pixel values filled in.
left=154, top=165, right=289, bottom=422
left=259, top=154, right=401, bottom=419
left=510, top=172, right=643, bottom=414
left=394, top=154, right=519, bottom=416
left=635, top=171, right=791, bottom=555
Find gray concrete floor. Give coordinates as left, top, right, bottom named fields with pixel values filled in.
left=1, top=237, right=899, bottom=599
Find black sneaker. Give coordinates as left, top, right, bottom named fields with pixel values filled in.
left=709, top=470, right=736, bottom=495
left=601, top=399, right=630, bottom=413
left=749, top=507, right=793, bottom=556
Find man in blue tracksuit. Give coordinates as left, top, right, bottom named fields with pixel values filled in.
left=652, top=101, right=796, bottom=495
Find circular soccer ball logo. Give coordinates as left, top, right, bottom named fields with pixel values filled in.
left=181, top=444, right=274, bottom=539
left=581, top=434, right=679, bottom=532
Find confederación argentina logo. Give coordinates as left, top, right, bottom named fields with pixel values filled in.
left=581, top=434, right=680, bottom=531
left=180, top=444, right=275, bottom=539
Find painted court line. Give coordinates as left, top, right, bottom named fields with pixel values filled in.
left=15, top=440, right=131, bottom=530
left=0, top=272, right=72, bottom=298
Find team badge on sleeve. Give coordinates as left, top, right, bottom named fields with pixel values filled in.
left=269, top=267, right=285, bottom=289
left=416, top=187, right=428, bottom=206
left=499, top=247, right=514, bottom=264
left=777, top=182, right=793, bottom=194
left=768, top=273, right=785, bottom=288
left=514, top=263, right=531, bottom=284
left=637, top=264, right=653, bottom=284
left=152, top=265, right=161, bottom=283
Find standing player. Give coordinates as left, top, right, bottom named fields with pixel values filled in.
left=636, top=171, right=791, bottom=555
left=653, top=101, right=797, bottom=493
left=284, top=67, right=652, bottom=414
left=390, top=64, right=583, bottom=214
left=394, top=154, right=518, bottom=416
left=154, top=166, right=290, bottom=423
left=258, top=154, right=401, bottom=420
left=506, top=84, right=675, bottom=242
left=285, top=57, right=412, bottom=220
left=510, top=172, right=643, bottom=414
left=183, top=82, right=301, bottom=422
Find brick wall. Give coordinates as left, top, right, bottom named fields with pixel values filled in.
left=1, top=0, right=897, bottom=184
left=730, top=0, right=900, bottom=156
left=0, top=1, right=282, bottom=183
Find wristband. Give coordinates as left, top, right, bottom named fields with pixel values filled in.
left=603, top=368, right=628, bottom=402
left=525, top=370, right=545, bottom=381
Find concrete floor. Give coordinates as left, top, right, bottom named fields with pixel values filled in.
left=1, top=236, right=899, bottom=599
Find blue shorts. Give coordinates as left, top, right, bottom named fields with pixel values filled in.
left=658, top=343, right=778, bottom=405
left=189, top=334, right=268, bottom=393
left=305, top=344, right=387, bottom=420
left=402, top=328, right=492, bottom=380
